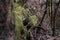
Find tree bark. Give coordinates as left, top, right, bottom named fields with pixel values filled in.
left=23, top=0, right=60, bottom=40
left=0, top=0, right=14, bottom=40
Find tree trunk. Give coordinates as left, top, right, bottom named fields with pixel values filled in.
left=23, top=0, right=60, bottom=40
left=0, top=0, right=14, bottom=40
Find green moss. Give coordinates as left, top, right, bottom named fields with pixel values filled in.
left=13, top=3, right=28, bottom=40
left=29, top=15, right=38, bottom=26
left=13, top=1, right=38, bottom=40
